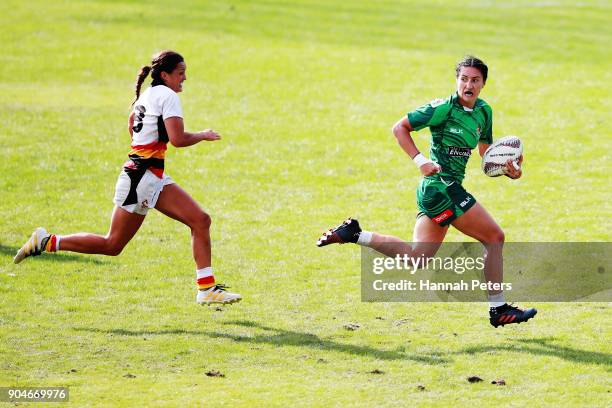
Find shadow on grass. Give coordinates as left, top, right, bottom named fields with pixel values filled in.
left=76, top=324, right=611, bottom=367
left=0, top=243, right=107, bottom=264
left=455, top=336, right=611, bottom=367
left=75, top=320, right=447, bottom=365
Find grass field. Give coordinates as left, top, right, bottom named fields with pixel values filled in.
left=1, top=0, right=611, bottom=406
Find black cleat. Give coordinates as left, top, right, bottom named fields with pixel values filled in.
left=489, top=303, right=537, bottom=328
left=316, top=218, right=362, bottom=247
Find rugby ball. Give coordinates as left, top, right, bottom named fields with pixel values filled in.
left=482, top=136, right=523, bottom=177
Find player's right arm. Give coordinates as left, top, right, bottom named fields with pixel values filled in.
left=392, top=116, right=440, bottom=176
left=165, top=117, right=221, bottom=148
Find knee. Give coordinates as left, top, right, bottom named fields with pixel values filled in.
left=485, top=228, right=505, bottom=245
left=104, top=238, right=126, bottom=256
left=191, top=211, right=212, bottom=232
left=494, top=229, right=505, bottom=244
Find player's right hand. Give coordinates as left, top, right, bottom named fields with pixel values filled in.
left=420, top=162, right=441, bottom=176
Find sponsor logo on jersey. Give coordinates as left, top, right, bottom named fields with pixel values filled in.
left=447, top=147, right=471, bottom=157
left=433, top=209, right=453, bottom=224
left=449, top=127, right=463, bottom=135
left=460, top=196, right=472, bottom=207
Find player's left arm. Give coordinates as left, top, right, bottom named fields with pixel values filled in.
left=479, top=106, right=493, bottom=157
left=504, top=154, right=523, bottom=179
left=479, top=141, right=523, bottom=179
left=478, top=105, right=522, bottom=179
left=478, top=142, right=490, bottom=158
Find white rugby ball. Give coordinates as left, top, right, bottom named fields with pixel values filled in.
left=482, top=136, right=523, bottom=177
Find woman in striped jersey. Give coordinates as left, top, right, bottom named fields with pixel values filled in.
left=14, top=50, right=241, bottom=306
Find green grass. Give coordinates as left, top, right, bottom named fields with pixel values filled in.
left=1, top=0, right=611, bottom=406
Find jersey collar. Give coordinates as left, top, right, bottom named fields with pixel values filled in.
left=452, top=91, right=478, bottom=111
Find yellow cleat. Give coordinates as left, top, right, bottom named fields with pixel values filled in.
left=196, top=284, right=242, bottom=305
left=13, top=227, right=50, bottom=264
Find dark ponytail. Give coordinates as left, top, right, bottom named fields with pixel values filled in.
left=133, top=65, right=151, bottom=105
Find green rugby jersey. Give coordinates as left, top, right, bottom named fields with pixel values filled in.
left=407, top=92, right=493, bottom=183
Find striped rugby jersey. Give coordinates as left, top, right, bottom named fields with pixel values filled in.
left=127, top=84, right=183, bottom=178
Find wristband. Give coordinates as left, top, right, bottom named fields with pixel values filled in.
left=412, top=153, right=432, bottom=168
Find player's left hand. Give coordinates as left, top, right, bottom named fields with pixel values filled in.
left=199, top=129, right=221, bottom=141
left=504, top=155, right=523, bottom=179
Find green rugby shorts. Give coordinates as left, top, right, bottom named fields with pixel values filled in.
left=416, top=177, right=476, bottom=226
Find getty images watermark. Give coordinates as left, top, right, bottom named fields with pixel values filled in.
left=371, top=253, right=512, bottom=292
left=361, top=243, right=611, bottom=302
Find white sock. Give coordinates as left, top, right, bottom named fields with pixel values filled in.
left=56, top=235, right=61, bottom=251
left=357, top=231, right=373, bottom=246
left=197, top=266, right=213, bottom=279
left=488, top=292, right=506, bottom=308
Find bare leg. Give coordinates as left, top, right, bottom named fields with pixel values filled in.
left=451, top=203, right=505, bottom=294
left=154, top=184, right=211, bottom=269
left=367, top=215, right=448, bottom=258
left=367, top=233, right=414, bottom=257
left=412, top=214, right=449, bottom=257
left=59, top=206, right=145, bottom=256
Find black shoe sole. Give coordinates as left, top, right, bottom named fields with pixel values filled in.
left=491, top=309, right=537, bottom=328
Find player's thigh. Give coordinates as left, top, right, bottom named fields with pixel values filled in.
left=451, top=202, right=504, bottom=243
left=154, top=183, right=207, bottom=227
left=107, top=206, right=146, bottom=246
left=412, top=213, right=448, bottom=257
left=413, top=213, right=448, bottom=242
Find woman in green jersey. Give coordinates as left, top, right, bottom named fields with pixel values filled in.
left=317, top=56, right=536, bottom=328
